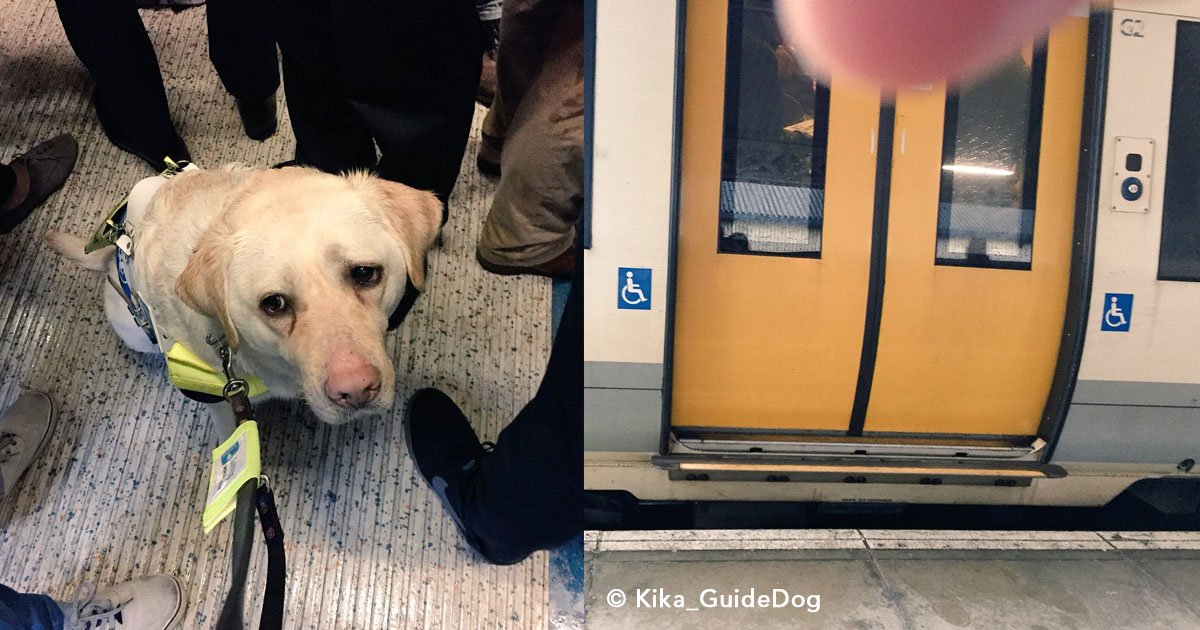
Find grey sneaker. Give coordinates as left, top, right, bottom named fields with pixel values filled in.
left=59, top=576, right=186, bottom=630
left=0, top=391, right=55, bottom=499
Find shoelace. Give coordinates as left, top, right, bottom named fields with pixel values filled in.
left=62, top=582, right=132, bottom=629
left=456, top=442, right=495, bottom=476
left=0, top=432, right=19, bottom=463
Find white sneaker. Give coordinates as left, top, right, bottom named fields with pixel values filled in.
left=59, top=576, right=186, bottom=630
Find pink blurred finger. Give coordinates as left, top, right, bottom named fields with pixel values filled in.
left=775, top=0, right=1085, bottom=86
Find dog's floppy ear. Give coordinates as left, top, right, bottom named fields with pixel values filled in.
left=176, top=234, right=240, bottom=352
left=361, top=178, right=442, bottom=291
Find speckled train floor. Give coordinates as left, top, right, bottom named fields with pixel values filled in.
left=0, top=3, right=556, bottom=627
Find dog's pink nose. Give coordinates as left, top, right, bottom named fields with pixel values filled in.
left=324, top=353, right=381, bottom=409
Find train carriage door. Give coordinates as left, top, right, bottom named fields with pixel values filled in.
left=864, top=21, right=1088, bottom=438
left=671, top=0, right=1089, bottom=440
left=671, top=0, right=880, bottom=432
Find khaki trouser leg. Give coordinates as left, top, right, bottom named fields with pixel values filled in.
left=478, top=0, right=583, bottom=267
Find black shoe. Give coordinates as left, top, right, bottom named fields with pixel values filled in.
left=0, top=134, right=78, bottom=234
left=236, top=94, right=278, bottom=141
left=404, top=388, right=520, bottom=563
left=93, top=96, right=190, bottom=170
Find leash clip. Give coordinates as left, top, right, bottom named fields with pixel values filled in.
left=207, top=334, right=252, bottom=410
left=161, top=156, right=190, bottom=178
left=207, top=334, right=236, bottom=379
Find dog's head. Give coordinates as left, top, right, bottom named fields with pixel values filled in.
left=176, top=167, right=441, bottom=424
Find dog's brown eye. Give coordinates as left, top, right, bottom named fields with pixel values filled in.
left=260, top=294, right=289, bottom=315
left=350, top=265, right=382, bottom=287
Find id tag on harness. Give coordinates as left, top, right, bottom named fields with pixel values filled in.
left=203, top=421, right=262, bottom=533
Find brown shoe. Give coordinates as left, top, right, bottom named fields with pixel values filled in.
left=477, top=247, right=575, bottom=280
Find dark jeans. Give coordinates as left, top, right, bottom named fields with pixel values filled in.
left=54, top=0, right=278, bottom=153
left=271, top=0, right=482, bottom=201
left=0, top=584, right=62, bottom=630
left=462, top=256, right=582, bottom=563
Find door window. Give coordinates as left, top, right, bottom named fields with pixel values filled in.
left=717, top=0, right=830, bottom=258
left=935, top=47, right=1048, bottom=270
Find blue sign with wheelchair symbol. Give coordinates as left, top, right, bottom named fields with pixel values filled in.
left=1101, top=293, right=1133, bottom=332
left=618, top=267, right=651, bottom=310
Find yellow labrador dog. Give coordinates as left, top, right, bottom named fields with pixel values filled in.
left=46, top=166, right=441, bottom=425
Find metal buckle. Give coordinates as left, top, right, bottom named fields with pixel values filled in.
left=223, top=378, right=249, bottom=401
left=161, top=157, right=189, bottom=178
left=85, top=198, right=131, bottom=254
left=207, top=333, right=250, bottom=403
left=98, top=218, right=123, bottom=244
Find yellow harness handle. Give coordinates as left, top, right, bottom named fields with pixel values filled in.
left=166, top=342, right=269, bottom=398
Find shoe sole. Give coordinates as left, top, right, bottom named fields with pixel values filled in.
left=163, top=575, right=187, bottom=630
left=30, top=393, right=56, bottom=470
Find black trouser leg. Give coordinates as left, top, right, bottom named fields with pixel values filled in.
left=207, top=0, right=280, bottom=102
left=461, top=257, right=583, bottom=563
left=0, top=163, right=14, bottom=203
left=54, top=0, right=177, bottom=155
left=331, top=0, right=481, bottom=199
left=271, top=0, right=375, bottom=172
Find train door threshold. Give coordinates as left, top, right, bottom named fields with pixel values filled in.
left=671, top=431, right=1048, bottom=460
left=652, top=437, right=1066, bottom=487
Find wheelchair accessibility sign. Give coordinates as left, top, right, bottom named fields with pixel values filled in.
left=1101, top=293, right=1133, bottom=332
left=618, top=267, right=651, bottom=310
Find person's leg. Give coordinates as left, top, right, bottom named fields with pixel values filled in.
left=0, top=584, right=63, bottom=630
left=463, top=265, right=582, bottom=561
left=207, top=0, right=281, bottom=140
left=330, top=0, right=482, bottom=202
left=480, top=0, right=568, bottom=160
left=270, top=0, right=376, bottom=173
left=477, top=0, right=583, bottom=275
left=53, top=0, right=187, bottom=168
left=405, top=257, right=582, bottom=564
